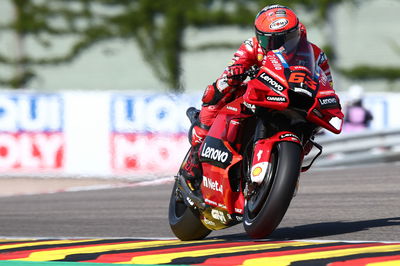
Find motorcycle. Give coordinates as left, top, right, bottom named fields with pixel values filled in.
left=168, top=47, right=344, bottom=240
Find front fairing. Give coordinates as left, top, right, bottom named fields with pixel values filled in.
left=244, top=66, right=290, bottom=111
left=306, top=74, right=344, bottom=134
left=244, top=45, right=344, bottom=134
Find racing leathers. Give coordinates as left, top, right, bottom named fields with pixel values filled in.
left=181, top=25, right=333, bottom=183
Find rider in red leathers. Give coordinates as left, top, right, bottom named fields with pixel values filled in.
left=181, top=4, right=334, bottom=185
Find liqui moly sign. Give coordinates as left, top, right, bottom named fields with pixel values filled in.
left=0, top=93, right=64, bottom=171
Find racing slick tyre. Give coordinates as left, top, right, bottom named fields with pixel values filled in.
left=243, top=141, right=302, bottom=239
left=168, top=182, right=211, bottom=241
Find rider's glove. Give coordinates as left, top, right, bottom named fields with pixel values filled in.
left=226, top=64, right=246, bottom=86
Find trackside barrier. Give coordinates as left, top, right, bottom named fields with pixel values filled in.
left=305, top=129, right=400, bottom=167
left=0, top=90, right=400, bottom=178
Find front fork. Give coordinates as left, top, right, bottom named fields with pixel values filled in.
left=246, top=119, right=302, bottom=184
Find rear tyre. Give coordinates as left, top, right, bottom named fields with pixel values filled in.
left=244, top=141, right=302, bottom=239
left=168, top=182, right=211, bottom=240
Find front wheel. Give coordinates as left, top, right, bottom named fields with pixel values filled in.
left=244, top=141, right=302, bottom=239
left=168, top=182, right=211, bottom=241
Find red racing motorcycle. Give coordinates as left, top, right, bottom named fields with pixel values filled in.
left=169, top=48, right=344, bottom=240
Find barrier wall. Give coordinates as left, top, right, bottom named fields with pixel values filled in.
left=0, top=91, right=399, bottom=178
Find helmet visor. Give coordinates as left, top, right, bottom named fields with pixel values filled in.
left=256, top=26, right=300, bottom=53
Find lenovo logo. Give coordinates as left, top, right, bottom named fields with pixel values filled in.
left=258, top=72, right=284, bottom=91
left=201, top=142, right=229, bottom=163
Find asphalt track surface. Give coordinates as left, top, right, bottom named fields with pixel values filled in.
left=0, top=163, right=399, bottom=242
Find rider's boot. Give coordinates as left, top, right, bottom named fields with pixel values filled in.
left=180, top=145, right=202, bottom=190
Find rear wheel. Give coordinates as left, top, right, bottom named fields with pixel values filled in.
left=244, top=141, right=302, bottom=239
left=168, top=182, right=211, bottom=240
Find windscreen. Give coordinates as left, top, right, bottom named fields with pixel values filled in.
left=286, top=38, right=316, bottom=76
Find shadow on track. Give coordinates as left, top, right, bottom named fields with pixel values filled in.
left=208, top=217, right=400, bottom=241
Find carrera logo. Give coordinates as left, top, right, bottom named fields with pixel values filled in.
left=267, top=96, right=286, bottom=102
left=258, top=72, right=284, bottom=92
left=269, top=18, right=289, bottom=30
left=203, top=176, right=223, bottom=194
left=200, top=136, right=233, bottom=168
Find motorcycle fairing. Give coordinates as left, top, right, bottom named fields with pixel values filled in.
left=244, top=66, right=290, bottom=111
left=199, top=136, right=233, bottom=169
left=250, top=132, right=301, bottom=184
left=287, top=65, right=318, bottom=98
left=306, top=74, right=344, bottom=134
left=199, top=111, right=248, bottom=218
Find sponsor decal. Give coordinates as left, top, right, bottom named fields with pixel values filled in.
left=256, top=150, right=263, bottom=161
left=294, top=87, right=313, bottom=97
left=252, top=166, right=263, bottom=177
left=235, top=215, right=243, bottom=221
left=200, top=136, right=232, bottom=168
left=250, top=162, right=270, bottom=184
left=111, top=94, right=193, bottom=134
left=235, top=50, right=244, bottom=56
left=226, top=106, right=238, bottom=112
left=269, top=18, right=289, bottom=30
left=203, top=176, right=223, bottom=193
left=243, top=101, right=256, bottom=112
left=266, top=96, right=287, bottom=102
left=111, top=133, right=188, bottom=174
left=186, top=197, right=195, bottom=206
left=257, top=72, right=284, bottom=94
left=218, top=203, right=227, bottom=208
left=0, top=93, right=64, bottom=171
left=110, top=94, right=197, bottom=174
left=211, top=209, right=227, bottom=223
left=319, top=90, right=335, bottom=95
left=203, top=217, right=216, bottom=226
left=244, top=39, right=254, bottom=51
left=288, top=71, right=318, bottom=91
left=319, top=71, right=328, bottom=87
left=318, top=52, right=328, bottom=65
left=267, top=54, right=283, bottom=71
left=279, top=133, right=300, bottom=141
left=235, top=208, right=243, bottom=213
left=205, top=198, right=218, bottom=206
left=201, top=143, right=229, bottom=163
left=319, top=96, right=339, bottom=109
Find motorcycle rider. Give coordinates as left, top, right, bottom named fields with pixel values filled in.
left=181, top=4, right=334, bottom=186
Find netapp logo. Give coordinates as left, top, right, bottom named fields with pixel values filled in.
left=258, top=72, right=284, bottom=92
left=203, top=177, right=223, bottom=194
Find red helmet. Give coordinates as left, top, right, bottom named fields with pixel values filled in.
left=255, top=5, right=300, bottom=53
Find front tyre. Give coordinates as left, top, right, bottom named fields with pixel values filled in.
left=168, top=182, right=211, bottom=241
left=244, top=141, right=302, bottom=239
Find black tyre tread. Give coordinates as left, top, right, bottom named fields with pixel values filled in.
left=168, top=183, right=211, bottom=241
left=244, top=141, right=302, bottom=239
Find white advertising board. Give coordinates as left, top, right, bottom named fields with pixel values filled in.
left=0, top=91, right=398, bottom=178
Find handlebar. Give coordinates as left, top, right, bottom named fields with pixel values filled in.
left=226, top=65, right=260, bottom=81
